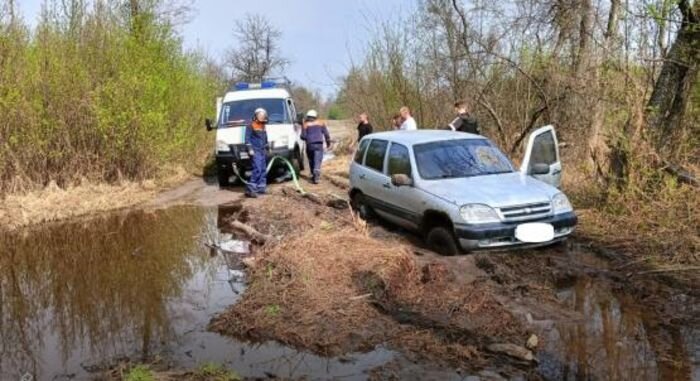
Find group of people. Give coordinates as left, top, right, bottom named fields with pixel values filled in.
left=243, top=100, right=480, bottom=198
left=243, top=108, right=331, bottom=198
left=355, top=101, right=480, bottom=143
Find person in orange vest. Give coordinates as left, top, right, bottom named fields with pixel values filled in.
left=244, top=108, right=269, bottom=198
left=301, top=110, right=331, bottom=184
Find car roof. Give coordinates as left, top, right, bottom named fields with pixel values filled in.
left=361, top=130, right=485, bottom=146
left=223, top=88, right=290, bottom=102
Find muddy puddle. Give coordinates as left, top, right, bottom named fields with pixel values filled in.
left=535, top=252, right=699, bottom=380
left=1, top=204, right=698, bottom=380
left=0, top=206, right=395, bottom=381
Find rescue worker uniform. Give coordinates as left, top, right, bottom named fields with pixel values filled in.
left=245, top=119, right=268, bottom=196
left=301, top=117, right=331, bottom=184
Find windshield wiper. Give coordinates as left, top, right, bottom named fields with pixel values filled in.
left=483, top=170, right=513, bottom=176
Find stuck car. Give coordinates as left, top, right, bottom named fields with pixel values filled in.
left=206, top=79, right=305, bottom=187
left=349, top=126, right=577, bottom=255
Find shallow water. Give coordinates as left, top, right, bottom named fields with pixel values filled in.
left=537, top=264, right=699, bottom=381
left=0, top=206, right=395, bottom=381
left=1, top=205, right=697, bottom=381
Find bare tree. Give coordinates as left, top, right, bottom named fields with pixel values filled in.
left=226, top=14, right=289, bottom=82
left=646, top=0, right=699, bottom=151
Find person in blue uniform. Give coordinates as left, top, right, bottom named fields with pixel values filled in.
left=301, top=110, right=331, bottom=184
left=245, top=108, right=269, bottom=198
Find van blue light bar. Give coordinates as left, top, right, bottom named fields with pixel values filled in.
left=231, top=78, right=289, bottom=91
left=232, top=82, right=270, bottom=91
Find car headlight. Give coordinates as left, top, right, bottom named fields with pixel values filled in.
left=216, top=140, right=230, bottom=152
left=460, top=204, right=500, bottom=224
left=552, top=193, right=573, bottom=214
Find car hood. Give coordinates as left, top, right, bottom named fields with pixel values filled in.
left=418, top=172, right=559, bottom=207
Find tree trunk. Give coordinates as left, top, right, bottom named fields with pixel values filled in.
left=646, top=0, right=700, bottom=151
left=575, top=0, right=594, bottom=77
left=589, top=0, right=621, bottom=181
left=129, top=0, right=142, bottom=37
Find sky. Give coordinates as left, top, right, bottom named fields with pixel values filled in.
left=17, top=0, right=417, bottom=98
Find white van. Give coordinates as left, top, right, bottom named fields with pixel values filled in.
left=206, top=80, right=305, bottom=187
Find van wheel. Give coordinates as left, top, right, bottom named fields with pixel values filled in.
left=217, top=168, right=231, bottom=188
left=292, top=146, right=304, bottom=174
left=351, top=192, right=373, bottom=220
left=426, top=227, right=459, bottom=256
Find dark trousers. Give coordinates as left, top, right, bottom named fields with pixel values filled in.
left=306, top=143, right=324, bottom=181
left=247, top=149, right=267, bottom=194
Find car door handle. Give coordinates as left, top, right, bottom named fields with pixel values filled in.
left=359, top=174, right=366, bottom=180
left=552, top=169, right=562, bottom=175
left=383, top=183, right=391, bottom=189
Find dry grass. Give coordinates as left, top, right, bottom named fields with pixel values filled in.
left=210, top=226, right=408, bottom=355
left=565, top=164, right=699, bottom=267
left=0, top=166, right=193, bottom=231
left=211, top=194, right=523, bottom=368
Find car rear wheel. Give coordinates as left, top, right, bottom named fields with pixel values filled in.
left=426, top=226, right=459, bottom=256
left=351, top=192, right=373, bottom=220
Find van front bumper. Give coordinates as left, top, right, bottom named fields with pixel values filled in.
left=454, top=212, right=577, bottom=250
left=216, top=145, right=293, bottom=170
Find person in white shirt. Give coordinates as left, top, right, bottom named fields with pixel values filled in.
left=399, top=106, right=417, bottom=131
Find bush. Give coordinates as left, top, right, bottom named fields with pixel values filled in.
left=0, top=2, right=222, bottom=193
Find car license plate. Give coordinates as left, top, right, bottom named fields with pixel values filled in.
left=515, top=223, right=554, bottom=243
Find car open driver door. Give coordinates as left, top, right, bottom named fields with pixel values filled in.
left=520, top=125, right=562, bottom=188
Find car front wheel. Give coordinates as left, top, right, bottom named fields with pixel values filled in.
left=426, top=226, right=459, bottom=256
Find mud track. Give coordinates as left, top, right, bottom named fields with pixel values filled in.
left=172, top=154, right=699, bottom=380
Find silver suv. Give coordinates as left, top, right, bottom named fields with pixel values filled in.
left=349, top=126, right=577, bottom=255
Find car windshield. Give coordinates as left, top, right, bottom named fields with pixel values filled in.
left=219, top=98, right=290, bottom=127
left=414, top=139, right=513, bottom=180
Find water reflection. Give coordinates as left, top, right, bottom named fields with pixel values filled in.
left=539, top=276, right=698, bottom=381
left=0, top=206, right=214, bottom=380
left=0, top=205, right=396, bottom=381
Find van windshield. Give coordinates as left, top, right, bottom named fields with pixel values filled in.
left=414, top=139, right=513, bottom=180
left=219, top=98, right=291, bottom=127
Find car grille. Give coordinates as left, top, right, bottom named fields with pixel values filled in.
left=498, top=202, right=552, bottom=223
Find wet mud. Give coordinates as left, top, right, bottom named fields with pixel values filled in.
left=1, top=183, right=697, bottom=380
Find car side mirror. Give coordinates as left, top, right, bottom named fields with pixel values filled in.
left=530, top=163, right=550, bottom=175
left=205, top=118, right=214, bottom=131
left=296, top=113, right=304, bottom=125
left=391, top=174, right=413, bottom=187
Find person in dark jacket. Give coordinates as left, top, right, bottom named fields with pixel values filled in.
left=357, top=112, right=373, bottom=142
left=244, top=108, right=269, bottom=198
left=448, top=101, right=480, bottom=135
left=301, top=109, right=331, bottom=184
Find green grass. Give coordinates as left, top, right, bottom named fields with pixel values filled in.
left=125, top=365, right=155, bottom=381
left=196, top=362, right=241, bottom=381
left=264, top=304, right=281, bottom=317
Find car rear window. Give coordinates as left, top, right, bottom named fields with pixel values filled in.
left=387, top=143, right=412, bottom=177
left=414, top=139, right=513, bottom=180
left=354, top=139, right=370, bottom=164
left=365, top=140, right=388, bottom=172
